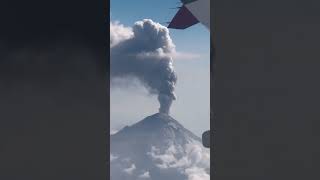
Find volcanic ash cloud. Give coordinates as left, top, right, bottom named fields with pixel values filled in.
left=110, top=19, right=177, bottom=114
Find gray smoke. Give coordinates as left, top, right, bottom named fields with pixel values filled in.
left=110, top=19, right=177, bottom=114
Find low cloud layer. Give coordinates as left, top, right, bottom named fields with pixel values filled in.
left=110, top=19, right=177, bottom=114
left=148, top=142, right=210, bottom=180
left=111, top=141, right=210, bottom=180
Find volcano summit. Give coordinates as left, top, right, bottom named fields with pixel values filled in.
left=110, top=113, right=210, bottom=180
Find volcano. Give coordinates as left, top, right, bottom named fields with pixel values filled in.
left=110, top=113, right=210, bottom=180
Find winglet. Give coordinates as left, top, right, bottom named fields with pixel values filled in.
left=181, top=0, right=197, bottom=5
left=168, top=5, right=199, bottom=29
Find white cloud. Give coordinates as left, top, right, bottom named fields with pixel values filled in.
left=148, top=142, right=210, bottom=179
left=110, top=21, right=133, bottom=47
left=110, top=20, right=202, bottom=61
left=111, top=142, right=210, bottom=179
left=123, top=163, right=136, bottom=175
left=185, top=167, right=210, bottom=180
left=110, top=154, right=118, bottom=162
left=138, top=171, right=151, bottom=179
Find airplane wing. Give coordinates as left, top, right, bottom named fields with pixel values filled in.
left=168, top=0, right=210, bottom=30
left=168, top=5, right=199, bottom=29
left=185, top=0, right=210, bottom=29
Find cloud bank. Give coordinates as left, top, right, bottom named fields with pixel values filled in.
left=148, top=142, right=210, bottom=180
left=111, top=141, right=210, bottom=180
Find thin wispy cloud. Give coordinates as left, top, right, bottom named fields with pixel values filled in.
left=171, top=51, right=202, bottom=60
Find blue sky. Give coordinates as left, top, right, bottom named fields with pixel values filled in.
left=110, top=0, right=209, bottom=56
left=110, top=0, right=210, bottom=136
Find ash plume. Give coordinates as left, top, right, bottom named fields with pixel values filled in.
left=110, top=19, right=177, bottom=114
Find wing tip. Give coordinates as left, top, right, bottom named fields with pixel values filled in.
left=167, top=5, right=199, bottom=29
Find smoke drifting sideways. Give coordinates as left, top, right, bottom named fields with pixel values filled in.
left=110, top=19, right=177, bottom=114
